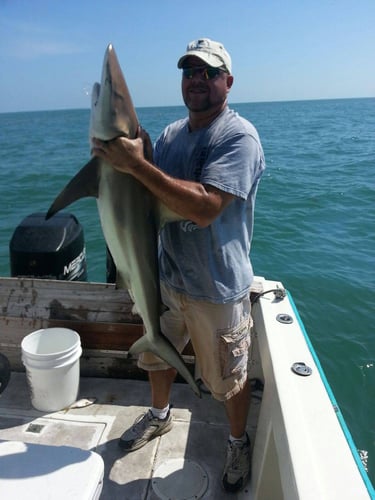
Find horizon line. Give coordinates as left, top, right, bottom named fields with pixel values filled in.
left=0, top=95, right=373, bottom=115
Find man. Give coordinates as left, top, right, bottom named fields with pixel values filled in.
left=93, top=38, right=265, bottom=493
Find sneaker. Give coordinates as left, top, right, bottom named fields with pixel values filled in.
left=222, top=433, right=251, bottom=493
left=119, top=409, right=173, bottom=452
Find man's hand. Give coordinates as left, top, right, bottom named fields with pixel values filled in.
left=92, top=126, right=152, bottom=173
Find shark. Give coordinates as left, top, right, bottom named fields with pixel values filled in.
left=46, top=44, right=201, bottom=397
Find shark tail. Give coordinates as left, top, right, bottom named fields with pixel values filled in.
left=129, top=334, right=201, bottom=398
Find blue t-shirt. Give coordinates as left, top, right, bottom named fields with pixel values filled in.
left=155, top=107, right=265, bottom=303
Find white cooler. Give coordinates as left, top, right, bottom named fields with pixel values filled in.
left=0, top=440, right=104, bottom=499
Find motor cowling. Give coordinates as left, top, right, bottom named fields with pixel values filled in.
left=9, top=212, right=87, bottom=281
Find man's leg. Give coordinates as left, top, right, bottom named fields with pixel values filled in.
left=118, top=368, right=176, bottom=451
left=222, top=379, right=252, bottom=492
left=149, top=367, right=177, bottom=409
left=119, top=284, right=185, bottom=452
left=224, top=378, right=251, bottom=438
left=183, top=292, right=252, bottom=492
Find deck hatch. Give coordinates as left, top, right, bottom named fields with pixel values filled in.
left=152, top=458, right=208, bottom=499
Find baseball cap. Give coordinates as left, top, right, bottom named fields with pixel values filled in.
left=177, top=38, right=232, bottom=74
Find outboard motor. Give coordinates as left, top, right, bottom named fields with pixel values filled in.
left=9, top=212, right=87, bottom=281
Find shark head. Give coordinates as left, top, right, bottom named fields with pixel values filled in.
left=89, top=44, right=139, bottom=142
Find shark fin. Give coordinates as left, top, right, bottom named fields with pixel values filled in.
left=46, top=156, right=101, bottom=219
left=129, top=334, right=201, bottom=397
left=156, top=201, right=185, bottom=229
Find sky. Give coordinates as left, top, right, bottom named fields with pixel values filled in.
left=0, top=0, right=374, bottom=113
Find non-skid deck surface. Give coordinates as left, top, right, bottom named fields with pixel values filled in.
left=0, top=373, right=261, bottom=499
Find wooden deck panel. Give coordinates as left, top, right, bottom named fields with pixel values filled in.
left=0, top=277, right=195, bottom=377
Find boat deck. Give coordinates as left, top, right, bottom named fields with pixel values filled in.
left=0, top=372, right=262, bottom=499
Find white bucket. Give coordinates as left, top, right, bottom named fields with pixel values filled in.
left=21, top=328, right=82, bottom=412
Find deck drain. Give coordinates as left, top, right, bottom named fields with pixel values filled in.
left=152, top=458, right=208, bottom=500
left=26, top=423, right=45, bottom=434
left=276, top=313, right=293, bottom=324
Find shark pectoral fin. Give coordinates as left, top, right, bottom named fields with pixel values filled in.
left=46, top=156, right=101, bottom=219
left=157, top=201, right=185, bottom=229
left=129, top=334, right=201, bottom=397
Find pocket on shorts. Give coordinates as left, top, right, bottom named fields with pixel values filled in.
left=218, top=317, right=251, bottom=380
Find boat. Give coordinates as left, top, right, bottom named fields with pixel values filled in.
left=0, top=275, right=373, bottom=499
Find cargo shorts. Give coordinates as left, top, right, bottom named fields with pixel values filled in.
left=138, top=282, right=252, bottom=401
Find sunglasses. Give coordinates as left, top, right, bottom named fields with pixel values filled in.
left=182, top=66, right=225, bottom=81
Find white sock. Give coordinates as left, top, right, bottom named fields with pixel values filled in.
left=229, top=433, right=247, bottom=444
left=151, top=405, right=170, bottom=420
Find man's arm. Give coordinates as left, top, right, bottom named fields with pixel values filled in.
left=92, top=136, right=234, bottom=228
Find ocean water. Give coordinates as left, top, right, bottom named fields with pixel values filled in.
left=0, top=98, right=374, bottom=484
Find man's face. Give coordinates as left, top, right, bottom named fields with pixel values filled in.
left=181, top=56, right=233, bottom=113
